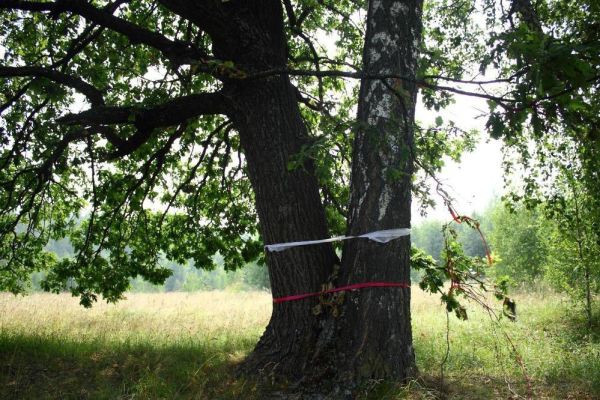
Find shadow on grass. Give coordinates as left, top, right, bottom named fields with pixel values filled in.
left=2, top=330, right=599, bottom=400
left=0, top=332, right=262, bottom=400
left=527, top=298, right=600, bottom=345
left=358, top=372, right=600, bottom=400
left=561, top=309, right=600, bottom=344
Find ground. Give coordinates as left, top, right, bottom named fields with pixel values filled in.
left=0, top=289, right=598, bottom=399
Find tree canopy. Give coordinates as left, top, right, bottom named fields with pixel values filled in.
left=2, top=0, right=597, bottom=304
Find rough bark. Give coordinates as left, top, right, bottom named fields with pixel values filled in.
left=229, top=74, right=339, bottom=378
left=219, top=0, right=338, bottom=379
left=332, top=0, right=423, bottom=383
left=212, top=0, right=424, bottom=391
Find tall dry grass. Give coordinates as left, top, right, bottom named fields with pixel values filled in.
left=0, top=289, right=598, bottom=399
left=1, top=291, right=271, bottom=344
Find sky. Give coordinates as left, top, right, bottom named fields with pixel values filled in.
left=413, top=91, right=505, bottom=223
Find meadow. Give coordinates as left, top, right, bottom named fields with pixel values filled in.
left=0, top=289, right=598, bottom=399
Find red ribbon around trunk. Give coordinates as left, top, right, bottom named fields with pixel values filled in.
left=273, top=206, right=491, bottom=304
left=273, top=281, right=410, bottom=304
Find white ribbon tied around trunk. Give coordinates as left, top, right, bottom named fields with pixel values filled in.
left=265, top=228, right=411, bottom=252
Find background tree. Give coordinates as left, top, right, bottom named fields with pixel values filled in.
left=489, top=202, right=548, bottom=284
left=542, top=146, right=600, bottom=327
left=412, top=219, right=444, bottom=265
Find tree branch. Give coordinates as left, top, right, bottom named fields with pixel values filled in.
left=51, top=0, right=130, bottom=69
left=291, top=29, right=325, bottom=105
left=282, top=0, right=297, bottom=26
left=158, top=120, right=231, bottom=228
left=57, top=92, right=228, bottom=128
left=0, top=66, right=104, bottom=106
left=155, top=0, right=230, bottom=45
left=509, top=0, right=543, bottom=32
left=246, top=67, right=519, bottom=108
left=0, top=80, right=33, bottom=115
left=56, top=91, right=229, bottom=158
left=0, top=0, right=207, bottom=65
left=245, top=67, right=600, bottom=110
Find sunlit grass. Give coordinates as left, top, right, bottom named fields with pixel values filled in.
left=0, top=289, right=598, bottom=399
left=409, top=290, right=600, bottom=400
left=0, top=291, right=270, bottom=399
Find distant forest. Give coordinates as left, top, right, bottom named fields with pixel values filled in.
left=32, top=197, right=598, bottom=320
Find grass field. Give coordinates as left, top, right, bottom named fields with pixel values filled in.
left=0, top=289, right=598, bottom=399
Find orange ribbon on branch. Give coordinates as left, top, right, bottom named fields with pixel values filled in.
left=448, top=205, right=493, bottom=265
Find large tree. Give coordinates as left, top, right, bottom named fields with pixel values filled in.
left=1, top=0, right=598, bottom=394
left=0, top=0, right=423, bottom=389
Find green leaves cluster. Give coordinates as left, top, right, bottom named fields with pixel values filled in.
left=412, top=221, right=509, bottom=321
left=0, top=2, right=260, bottom=304
left=489, top=202, right=548, bottom=283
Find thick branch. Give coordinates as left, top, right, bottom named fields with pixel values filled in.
left=1, top=0, right=207, bottom=64
left=57, top=92, right=229, bottom=158
left=510, top=0, right=543, bottom=32
left=0, top=66, right=104, bottom=106
left=51, top=0, right=130, bottom=69
left=57, top=92, right=228, bottom=128
left=282, top=0, right=297, bottom=26
left=156, top=0, right=230, bottom=45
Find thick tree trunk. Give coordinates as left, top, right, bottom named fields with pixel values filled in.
left=216, top=0, right=424, bottom=391
left=214, top=1, right=338, bottom=378
left=229, top=74, right=338, bottom=378
left=332, top=0, right=423, bottom=383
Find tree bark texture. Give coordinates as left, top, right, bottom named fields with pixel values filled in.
left=212, top=0, right=423, bottom=389
left=217, top=0, right=338, bottom=378
left=333, top=0, right=423, bottom=382
left=229, top=74, right=339, bottom=377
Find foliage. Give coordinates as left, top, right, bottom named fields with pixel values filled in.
left=542, top=164, right=600, bottom=324
left=485, top=0, right=600, bottom=322
left=412, top=214, right=491, bottom=265
left=488, top=201, right=549, bottom=284
left=0, top=2, right=265, bottom=305
left=0, top=0, right=599, bottom=309
left=413, top=194, right=598, bottom=325
left=412, top=220, right=445, bottom=265
left=545, top=218, right=600, bottom=315
left=412, top=216, right=514, bottom=322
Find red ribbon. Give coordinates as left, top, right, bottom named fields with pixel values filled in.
left=273, top=281, right=410, bottom=303
left=274, top=206, right=491, bottom=304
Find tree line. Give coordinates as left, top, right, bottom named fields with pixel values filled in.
left=413, top=197, right=599, bottom=326
left=32, top=240, right=271, bottom=293
left=33, top=191, right=598, bottom=328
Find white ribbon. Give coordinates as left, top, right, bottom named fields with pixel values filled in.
left=265, top=228, right=411, bottom=252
